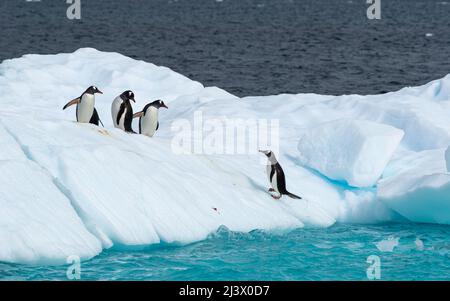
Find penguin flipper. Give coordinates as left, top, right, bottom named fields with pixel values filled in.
left=269, top=166, right=275, bottom=183
left=124, top=104, right=135, bottom=133
left=117, top=103, right=126, bottom=126
left=275, top=163, right=286, bottom=191
left=63, top=97, right=80, bottom=110
left=133, top=111, right=144, bottom=118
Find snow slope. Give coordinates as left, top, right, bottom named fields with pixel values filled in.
left=0, top=48, right=449, bottom=265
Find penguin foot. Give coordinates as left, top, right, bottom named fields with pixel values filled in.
left=268, top=188, right=275, bottom=192
left=271, top=194, right=281, bottom=200
left=97, top=129, right=110, bottom=136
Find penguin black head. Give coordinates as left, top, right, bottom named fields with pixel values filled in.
left=85, top=86, right=103, bottom=95
left=259, top=150, right=272, bottom=158
left=149, top=99, right=168, bottom=109
left=121, top=90, right=136, bottom=103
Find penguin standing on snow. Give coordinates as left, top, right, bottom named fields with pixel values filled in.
left=63, top=86, right=104, bottom=126
left=111, top=90, right=136, bottom=133
left=259, top=150, right=302, bottom=200
left=133, top=100, right=168, bottom=137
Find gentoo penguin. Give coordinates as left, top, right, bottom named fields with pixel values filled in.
left=63, top=86, right=104, bottom=126
left=259, top=150, right=302, bottom=200
left=111, top=90, right=136, bottom=133
left=133, top=100, right=168, bottom=137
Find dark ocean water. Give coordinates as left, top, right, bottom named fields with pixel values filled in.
left=0, top=0, right=450, bottom=281
left=0, top=0, right=449, bottom=97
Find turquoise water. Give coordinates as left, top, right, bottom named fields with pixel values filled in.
left=1, top=223, right=449, bottom=281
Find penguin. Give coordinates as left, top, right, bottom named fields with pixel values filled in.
left=259, top=150, right=302, bottom=200
left=63, top=86, right=104, bottom=126
left=133, top=100, right=168, bottom=137
left=111, top=90, right=136, bottom=133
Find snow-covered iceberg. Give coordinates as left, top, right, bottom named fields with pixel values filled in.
left=378, top=149, right=450, bottom=225
left=1, top=48, right=450, bottom=265
left=297, top=119, right=404, bottom=187
left=0, top=124, right=102, bottom=264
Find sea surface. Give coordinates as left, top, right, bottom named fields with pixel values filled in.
left=0, top=0, right=450, bottom=96
left=0, top=0, right=449, bottom=280
left=0, top=224, right=449, bottom=280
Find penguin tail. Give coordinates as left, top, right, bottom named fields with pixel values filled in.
left=285, top=191, right=302, bottom=199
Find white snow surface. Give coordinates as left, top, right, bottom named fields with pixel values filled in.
left=1, top=48, right=450, bottom=264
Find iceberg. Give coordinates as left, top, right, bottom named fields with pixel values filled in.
left=0, top=48, right=450, bottom=265
left=0, top=125, right=101, bottom=265
left=375, top=236, right=400, bottom=252
left=297, top=119, right=404, bottom=187
left=378, top=149, right=450, bottom=225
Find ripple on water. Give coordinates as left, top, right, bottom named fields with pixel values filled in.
left=1, top=223, right=449, bottom=280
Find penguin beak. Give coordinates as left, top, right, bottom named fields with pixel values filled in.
left=131, top=98, right=136, bottom=103
left=259, top=150, right=269, bottom=156
left=162, top=104, right=168, bottom=109
left=97, top=90, right=103, bottom=94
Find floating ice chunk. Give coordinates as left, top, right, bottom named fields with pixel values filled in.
left=378, top=149, right=450, bottom=225
left=415, top=238, right=424, bottom=251
left=297, top=119, right=404, bottom=187
left=445, top=145, right=450, bottom=172
left=375, top=236, right=399, bottom=252
left=0, top=48, right=339, bottom=265
left=3, top=48, right=450, bottom=265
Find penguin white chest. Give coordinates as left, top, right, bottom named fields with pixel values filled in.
left=140, top=107, right=159, bottom=137
left=77, top=94, right=95, bottom=123
left=111, top=96, right=122, bottom=128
